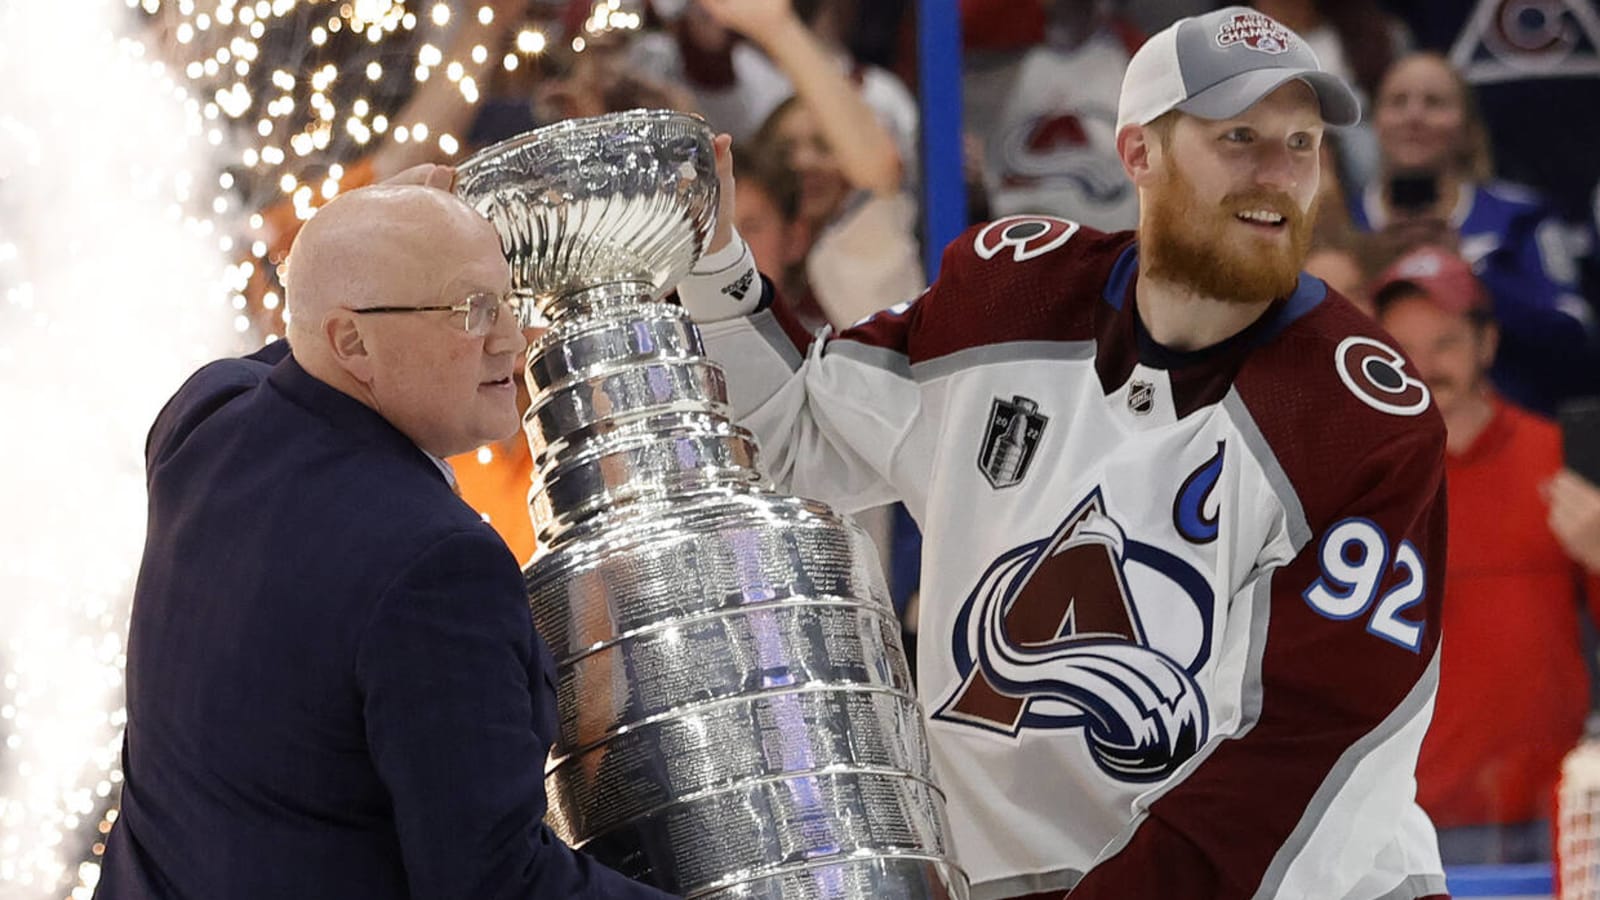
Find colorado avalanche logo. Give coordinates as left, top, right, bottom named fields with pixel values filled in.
left=1452, top=0, right=1600, bottom=81
left=1336, top=336, right=1431, bottom=417
left=974, top=216, right=1080, bottom=263
left=1216, top=13, right=1294, bottom=55
left=1000, top=114, right=1130, bottom=206
left=934, top=488, right=1214, bottom=782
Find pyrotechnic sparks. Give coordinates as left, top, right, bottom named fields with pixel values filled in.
left=0, top=1, right=237, bottom=896
left=133, top=0, right=553, bottom=337
left=0, top=3, right=585, bottom=895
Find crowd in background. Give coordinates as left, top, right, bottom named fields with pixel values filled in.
left=219, top=0, right=1600, bottom=872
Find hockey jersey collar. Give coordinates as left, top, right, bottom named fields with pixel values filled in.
left=1100, top=241, right=1328, bottom=359
left=1096, top=242, right=1329, bottom=418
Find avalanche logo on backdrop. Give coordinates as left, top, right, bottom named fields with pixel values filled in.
left=934, top=488, right=1214, bottom=782
left=1450, top=0, right=1600, bottom=82
left=974, top=216, right=1080, bottom=263
left=1216, top=13, right=1294, bottom=55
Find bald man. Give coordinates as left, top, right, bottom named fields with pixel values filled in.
left=98, top=168, right=673, bottom=900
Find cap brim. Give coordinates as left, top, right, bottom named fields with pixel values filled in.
left=1176, top=68, right=1361, bottom=127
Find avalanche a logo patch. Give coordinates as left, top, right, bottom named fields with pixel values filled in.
left=974, top=216, right=1080, bottom=263
left=934, top=488, right=1215, bottom=782
left=1335, top=336, right=1431, bottom=416
left=1216, top=12, right=1294, bottom=55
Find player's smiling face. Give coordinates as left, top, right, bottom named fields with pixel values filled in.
left=1137, top=81, right=1323, bottom=304
left=1169, top=81, right=1323, bottom=246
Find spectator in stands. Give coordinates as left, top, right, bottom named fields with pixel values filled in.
left=730, top=145, right=821, bottom=325
left=631, top=0, right=918, bottom=168
left=1375, top=245, right=1600, bottom=865
left=1381, top=0, right=1600, bottom=257
left=959, top=0, right=1145, bottom=230
left=1305, top=241, right=1371, bottom=314
left=1354, top=51, right=1594, bottom=414
left=709, top=0, right=922, bottom=331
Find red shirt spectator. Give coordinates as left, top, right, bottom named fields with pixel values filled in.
left=1418, top=396, right=1600, bottom=830
left=1376, top=244, right=1600, bottom=862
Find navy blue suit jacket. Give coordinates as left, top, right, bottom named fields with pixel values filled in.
left=98, top=342, right=671, bottom=899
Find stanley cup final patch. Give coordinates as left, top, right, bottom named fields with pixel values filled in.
left=979, top=395, right=1049, bottom=489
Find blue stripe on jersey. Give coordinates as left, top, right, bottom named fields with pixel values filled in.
left=1103, top=244, right=1139, bottom=310
left=1255, top=272, right=1329, bottom=345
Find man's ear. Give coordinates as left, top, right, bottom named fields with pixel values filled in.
left=324, top=310, right=374, bottom=384
left=1117, top=123, right=1159, bottom=186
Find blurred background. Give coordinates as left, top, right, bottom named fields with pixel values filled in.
left=1, top=1, right=1597, bottom=897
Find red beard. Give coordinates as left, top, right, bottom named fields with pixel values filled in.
left=1140, top=161, right=1317, bottom=305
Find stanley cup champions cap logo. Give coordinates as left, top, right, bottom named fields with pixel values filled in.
left=1215, top=12, right=1294, bottom=55
left=1114, top=5, right=1361, bottom=132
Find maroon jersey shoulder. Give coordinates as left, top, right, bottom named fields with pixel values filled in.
left=1234, top=289, right=1447, bottom=528
left=840, top=217, right=1133, bottom=364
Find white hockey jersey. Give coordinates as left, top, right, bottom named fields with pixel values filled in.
left=693, top=217, right=1451, bottom=900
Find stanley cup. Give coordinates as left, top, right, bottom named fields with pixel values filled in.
left=454, top=111, right=968, bottom=899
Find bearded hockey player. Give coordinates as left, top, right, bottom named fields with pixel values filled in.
left=680, top=7, right=1450, bottom=899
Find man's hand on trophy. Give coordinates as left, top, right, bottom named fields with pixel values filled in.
left=679, top=132, right=762, bottom=323
left=380, top=163, right=457, bottom=191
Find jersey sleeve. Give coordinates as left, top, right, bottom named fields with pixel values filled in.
left=1072, top=423, right=1450, bottom=900
left=697, top=241, right=971, bottom=515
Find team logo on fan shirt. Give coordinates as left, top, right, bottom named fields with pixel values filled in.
left=934, top=487, right=1215, bottom=782
left=1216, top=13, right=1293, bottom=54
left=973, top=216, right=1080, bottom=263
left=1335, top=336, right=1431, bottom=416
left=979, top=395, right=1049, bottom=489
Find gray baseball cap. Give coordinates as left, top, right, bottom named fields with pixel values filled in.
left=1115, top=6, right=1361, bottom=133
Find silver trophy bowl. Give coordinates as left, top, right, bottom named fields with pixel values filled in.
left=456, top=111, right=968, bottom=899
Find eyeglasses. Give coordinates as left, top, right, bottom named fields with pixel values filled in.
left=349, top=291, right=512, bottom=337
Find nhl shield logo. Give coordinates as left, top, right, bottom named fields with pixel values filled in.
left=1128, top=380, right=1155, bottom=416
left=979, top=395, right=1048, bottom=489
